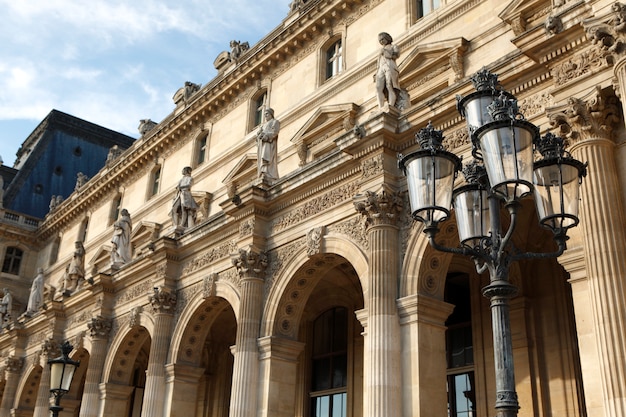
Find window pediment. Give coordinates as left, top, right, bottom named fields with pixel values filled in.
left=399, top=38, right=469, bottom=104
left=223, top=153, right=258, bottom=200
left=290, top=103, right=359, bottom=166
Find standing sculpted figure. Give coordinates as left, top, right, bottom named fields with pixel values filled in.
left=171, top=167, right=199, bottom=229
left=375, top=32, right=401, bottom=111
left=256, top=108, right=280, bottom=183
left=111, top=209, right=132, bottom=267
left=26, top=268, right=45, bottom=315
left=63, top=241, right=85, bottom=294
left=0, top=289, right=12, bottom=324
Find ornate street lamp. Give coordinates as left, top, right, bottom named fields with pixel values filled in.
left=49, top=341, right=80, bottom=417
left=399, top=68, right=587, bottom=417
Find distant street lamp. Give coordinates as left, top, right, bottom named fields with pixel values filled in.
left=49, top=341, right=80, bottom=417
left=399, top=69, right=587, bottom=417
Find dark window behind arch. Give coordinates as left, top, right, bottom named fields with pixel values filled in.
left=445, top=273, right=475, bottom=417
left=310, top=307, right=348, bottom=417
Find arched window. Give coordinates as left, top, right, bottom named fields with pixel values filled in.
left=150, top=166, right=161, bottom=198
left=110, top=194, right=122, bottom=226
left=325, top=39, right=343, bottom=80
left=445, top=273, right=475, bottom=417
left=197, top=136, right=208, bottom=166
left=417, top=0, right=441, bottom=18
left=310, top=307, right=348, bottom=417
left=2, top=246, right=23, bottom=275
left=253, top=91, right=267, bottom=129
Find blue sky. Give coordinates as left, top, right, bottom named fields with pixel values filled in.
left=0, top=0, right=292, bottom=167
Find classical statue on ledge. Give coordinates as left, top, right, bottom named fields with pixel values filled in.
left=111, top=209, right=133, bottom=268
left=256, top=108, right=280, bottom=183
left=375, top=32, right=409, bottom=111
left=171, top=167, right=199, bottom=229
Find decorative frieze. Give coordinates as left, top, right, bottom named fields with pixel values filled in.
left=551, top=46, right=608, bottom=86
left=271, top=181, right=359, bottom=232
left=361, top=154, right=384, bottom=179
left=328, top=215, right=369, bottom=250
left=115, top=279, right=154, bottom=306
left=182, top=241, right=237, bottom=276
left=306, top=227, right=324, bottom=257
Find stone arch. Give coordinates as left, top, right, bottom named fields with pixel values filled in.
left=102, top=325, right=151, bottom=385
left=401, top=219, right=457, bottom=300
left=169, top=279, right=240, bottom=364
left=262, top=234, right=367, bottom=338
left=14, top=361, right=41, bottom=413
left=170, top=296, right=236, bottom=365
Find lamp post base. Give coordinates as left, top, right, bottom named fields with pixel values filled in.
left=50, top=404, right=63, bottom=417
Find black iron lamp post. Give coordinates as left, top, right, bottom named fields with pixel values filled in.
left=48, top=341, right=80, bottom=417
left=398, top=69, right=587, bottom=417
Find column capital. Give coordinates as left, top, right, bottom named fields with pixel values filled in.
left=5, top=356, right=24, bottom=373
left=88, top=315, right=113, bottom=339
left=149, top=287, right=177, bottom=314
left=548, top=87, right=620, bottom=143
left=231, top=246, right=268, bottom=280
left=353, top=184, right=403, bottom=228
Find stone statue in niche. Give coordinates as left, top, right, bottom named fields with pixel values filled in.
left=0, top=288, right=12, bottom=324
left=111, top=209, right=132, bottom=269
left=256, top=108, right=280, bottom=183
left=375, top=32, right=409, bottom=112
left=171, top=167, right=199, bottom=229
left=26, top=268, right=45, bottom=316
left=56, top=241, right=85, bottom=298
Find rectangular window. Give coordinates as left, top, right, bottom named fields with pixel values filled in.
left=151, top=167, right=161, bottom=197
left=326, top=40, right=343, bottom=79
left=417, top=0, right=441, bottom=18
left=2, top=247, right=23, bottom=275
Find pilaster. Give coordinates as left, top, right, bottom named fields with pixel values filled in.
left=140, top=287, right=177, bottom=417
left=0, top=356, right=24, bottom=417
left=229, top=246, right=267, bottom=417
left=549, top=88, right=626, bottom=416
left=354, top=184, right=403, bottom=417
left=33, top=340, right=59, bottom=417
left=79, top=316, right=112, bottom=417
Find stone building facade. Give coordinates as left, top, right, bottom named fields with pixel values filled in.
left=1, top=0, right=626, bottom=417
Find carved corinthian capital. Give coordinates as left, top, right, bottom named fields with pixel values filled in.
left=5, top=356, right=24, bottom=373
left=548, top=87, right=620, bottom=142
left=149, top=287, right=177, bottom=314
left=353, top=185, right=404, bottom=228
left=231, top=246, right=268, bottom=279
left=88, top=315, right=113, bottom=339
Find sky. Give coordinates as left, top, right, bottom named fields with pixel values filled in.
left=0, top=0, right=293, bottom=167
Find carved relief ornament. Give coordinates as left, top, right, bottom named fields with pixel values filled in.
left=585, top=2, right=626, bottom=62
left=88, top=315, right=113, bottom=339
left=149, top=287, right=177, bottom=314
left=548, top=87, right=620, bottom=143
left=353, top=185, right=404, bottom=228
left=231, top=247, right=268, bottom=280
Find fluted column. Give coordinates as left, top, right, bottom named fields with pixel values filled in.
left=550, top=90, right=626, bottom=416
left=79, top=316, right=112, bottom=417
left=354, top=185, right=403, bottom=417
left=0, top=356, right=24, bottom=417
left=33, top=340, right=59, bottom=417
left=229, top=246, right=267, bottom=417
left=140, top=287, right=177, bottom=417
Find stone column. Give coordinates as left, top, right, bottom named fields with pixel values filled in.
left=229, top=247, right=267, bottom=417
left=98, top=383, right=134, bottom=416
left=257, top=336, right=305, bottom=417
left=550, top=90, right=626, bottom=416
left=0, top=356, right=24, bottom=417
left=140, top=287, right=177, bottom=417
left=79, top=316, right=112, bottom=417
left=163, top=364, right=206, bottom=417
left=397, top=294, right=453, bottom=417
left=33, top=340, right=59, bottom=417
left=354, top=185, right=403, bottom=417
